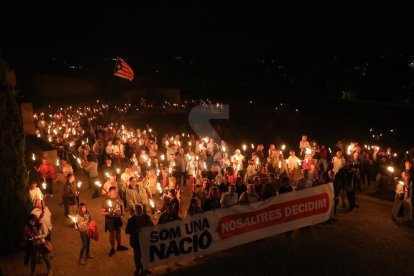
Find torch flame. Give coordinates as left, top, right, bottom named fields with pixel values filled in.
left=68, top=215, right=77, bottom=224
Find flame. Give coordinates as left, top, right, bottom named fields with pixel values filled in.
left=77, top=181, right=82, bottom=188
left=149, top=199, right=155, bottom=208
left=68, top=215, right=77, bottom=224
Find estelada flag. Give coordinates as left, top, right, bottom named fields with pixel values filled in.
left=114, top=57, right=134, bottom=81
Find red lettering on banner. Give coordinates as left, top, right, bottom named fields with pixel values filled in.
left=217, top=193, right=329, bottom=239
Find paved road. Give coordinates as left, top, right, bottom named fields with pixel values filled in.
left=2, top=175, right=414, bottom=276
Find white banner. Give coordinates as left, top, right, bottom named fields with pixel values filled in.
left=140, top=183, right=334, bottom=269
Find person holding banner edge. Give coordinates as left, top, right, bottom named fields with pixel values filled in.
left=125, top=204, right=153, bottom=276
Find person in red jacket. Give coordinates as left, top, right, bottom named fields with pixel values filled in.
left=36, top=158, right=56, bottom=197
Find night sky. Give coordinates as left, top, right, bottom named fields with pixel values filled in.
left=2, top=1, right=414, bottom=100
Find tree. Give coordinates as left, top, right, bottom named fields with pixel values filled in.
left=0, top=58, right=31, bottom=255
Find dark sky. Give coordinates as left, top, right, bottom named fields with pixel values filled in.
left=2, top=1, right=414, bottom=58
left=2, top=1, right=414, bottom=102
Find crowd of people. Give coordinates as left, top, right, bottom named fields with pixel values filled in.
left=24, top=102, right=414, bottom=275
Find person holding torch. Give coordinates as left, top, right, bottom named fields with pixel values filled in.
left=101, top=186, right=128, bottom=257
left=36, top=158, right=56, bottom=197
left=62, top=174, right=79, bottom=222
left=75, top=203, right=94, bottom=265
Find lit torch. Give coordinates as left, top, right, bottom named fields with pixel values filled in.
left=95, top=181, right=102, bottom=188
left=68, top=215, right=77, bottom=224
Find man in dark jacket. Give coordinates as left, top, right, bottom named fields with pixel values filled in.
left=125, top=204, right=153, bottom=276
left=62, top=174, right=78, bottom=220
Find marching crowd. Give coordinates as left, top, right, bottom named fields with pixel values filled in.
left=24, top=103, right=414, bottom=275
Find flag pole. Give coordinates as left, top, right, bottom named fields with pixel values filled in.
left=108, top=56, right=119, bottom=97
